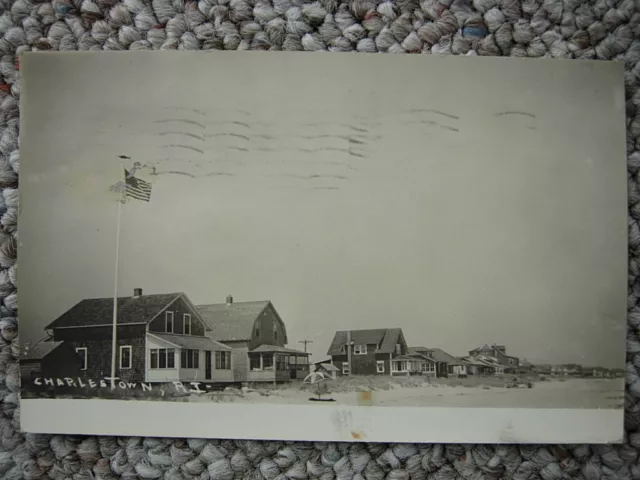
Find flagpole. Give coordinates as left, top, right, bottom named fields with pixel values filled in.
left=111, top=164, right=124, bottom=384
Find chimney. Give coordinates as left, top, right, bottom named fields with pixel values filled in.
left=133, top=288, right=143, bottom=297
left=226, top=295, right=233, bottom=306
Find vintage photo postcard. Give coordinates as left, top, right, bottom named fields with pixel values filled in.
left=19, top=52, right=627, bottom=444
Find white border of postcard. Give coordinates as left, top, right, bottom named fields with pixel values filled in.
left=21, top=399, right=622, bottom=443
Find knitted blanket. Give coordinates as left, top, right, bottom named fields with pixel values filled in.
left=2, top=0, right=640, bottom=478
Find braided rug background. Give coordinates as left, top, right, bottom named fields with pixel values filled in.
left=0, top=0, right=639, bottom=477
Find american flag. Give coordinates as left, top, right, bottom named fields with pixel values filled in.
left=124, top=169, right=152, bottom=202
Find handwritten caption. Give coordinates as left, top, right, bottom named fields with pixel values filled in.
left=32, top=377, right=213, bottom=395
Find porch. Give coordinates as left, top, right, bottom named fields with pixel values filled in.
left=146, top=333, right=234, bottom=383
left=391, top=355, right=431, bottom=375
left=247, top=344, right=310, bottom=383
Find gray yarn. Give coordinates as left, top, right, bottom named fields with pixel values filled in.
left=1, top=0, right=640, bottom=477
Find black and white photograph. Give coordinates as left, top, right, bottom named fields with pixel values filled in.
left=19, top=52, right=627, bottom=444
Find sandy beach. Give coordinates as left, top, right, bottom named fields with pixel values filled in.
left=191, top=378, right=624, bottom=409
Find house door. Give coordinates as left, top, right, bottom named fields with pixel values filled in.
left=205, top=351, right=212, bottom=380
left=290, top=367, right=296, bottom=379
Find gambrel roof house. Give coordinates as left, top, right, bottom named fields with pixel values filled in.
left=197, top=300, right=288, bottom=343
left=327, top=328, right=406, bottom=355
left=197, top=296, right=309, bottom=384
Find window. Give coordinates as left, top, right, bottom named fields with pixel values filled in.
left=395, top=343, right=402, bottom=354
left=181, top=349, right=199, bottom=368
left=150, top=348, right=176, bottom=369
left=276, top=354, right=288, bottom=370
left=262, top=355, right=274, bottom=370
left=425, top=362, right=435, bottom=373
left=76, top=347, right=87, bottom=370
left=250, top=355, right=261, bottom=370
left=215, top=351, right=231, bottom=370
left=392, top=360, right=407, bottom=372
left=354, top=345, right=367, bottom=355
left=255, top=327, right=260, bottom=338
left=376, top=360, right=385, bottom=373
left=183, top=314, right=191, bottom=335
left=342, top=362, right=350, bottom=375
left=165, top=311, right=174, bottom=333
left=119, top=346, right=132, bottom=369
left=273, top=323, right=278, bottom=341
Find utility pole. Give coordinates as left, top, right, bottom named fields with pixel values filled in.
left=298, top=339, right=313, bottom=353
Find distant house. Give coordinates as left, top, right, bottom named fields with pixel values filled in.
left=44, top=289, right=233, bottom=384
left=197, top=295, right=310, bottom=384
left=469, top=344, right=519, bottom=372
left=408, top=347, right=465, bottom=377
left=20, top=339, right=83, bottom=381
left=533, top=364, right=552, bottom=375
left=587, top=367, right=607, bottom=378
left=551, top=364, right=582, bottom=376
left=326, top=328, right=410, bottom=376
left=518, top=359, right=534, bottom=374
left=461, top=357, right=495, bottom=376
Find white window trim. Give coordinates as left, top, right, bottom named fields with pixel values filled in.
left=76, top=347, right=87, bottom=370
left=342, top=362, right=350, bottom=375
left=391, top=360, right=408, bottom=373
left=150, top=348, right=176, bottom=369
left=119, top=345, right=132, bottom=369
left=354, top=345, right=367, bottom=355
left=376, top=360, right=385, bottom=373
left=183, top=313, right=191, bottom=335
left=165, top=311, right=174, bottom=333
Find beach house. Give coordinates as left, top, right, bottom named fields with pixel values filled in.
left=197, top=296, right=310, bottom=384
left=326, top=328, right=413, bottom=376
left=43, top=289, right=234, bottom=384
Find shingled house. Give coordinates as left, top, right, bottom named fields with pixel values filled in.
left=326, top=328, right=411, bottom=376
left=44, top=289, right=233, bottom=384
left=408, top=347, right=466, bottom=377
left=468, top=344, right=519, bottom=373
left=20, top=338, right=83, bottom=382
left=197, top=295, right=310, bottom=384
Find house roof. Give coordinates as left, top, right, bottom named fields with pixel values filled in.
left=469, top=355, right=509, bottom=368
left=393, top=355, right=415, bottom=361
left=426, top=348, right=461, bottom=365
left=408, top=352, right=437, bottom=363
left=461, top=357, right=489, bottom=366
left=45, top=293, right=184, bottom=329
left=149, top=333, right=232, bottom=351
left=197, top=301, right=271, bottom=342
left=326, top=328, right=404, bottom=355
left=407, top=347, right=461, bottom=365
left=22, top=340, right=64, bottom=361
left=250, top=344, right=309, bottom=355
left=318, top=363, right=339, bottom=372
left=469, top=344, right=491, bottom=353
left=408, top=346, right=428, bottom=354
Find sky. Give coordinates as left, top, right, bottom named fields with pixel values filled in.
left=18, top=52, right=628, bottom=368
